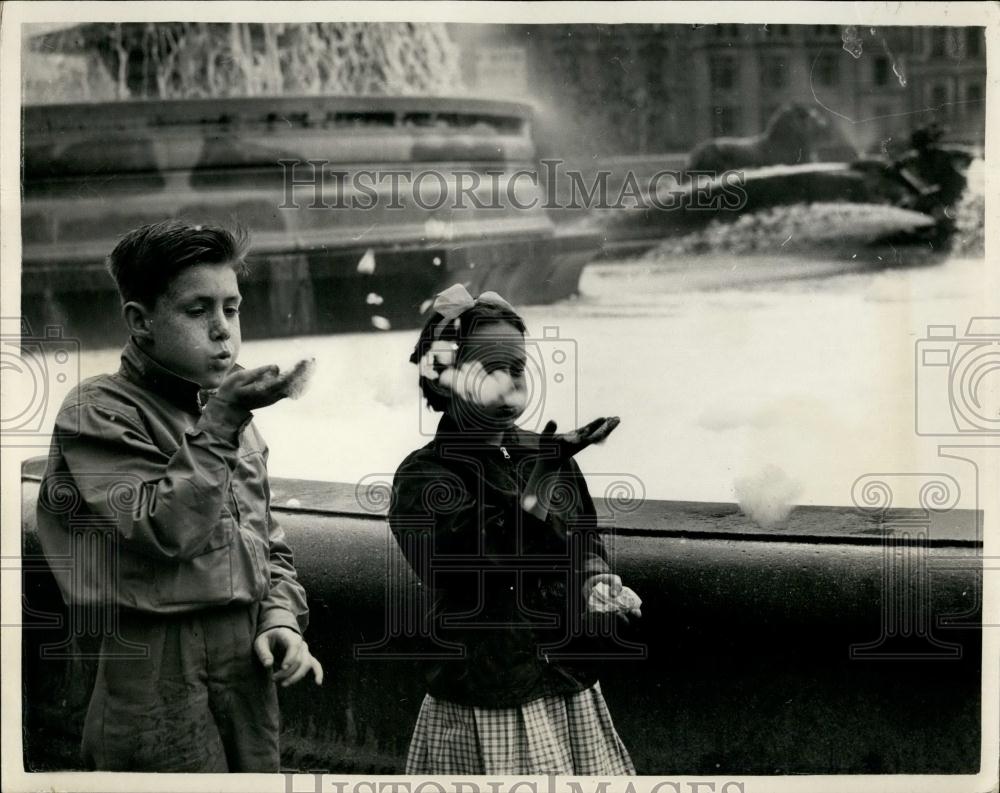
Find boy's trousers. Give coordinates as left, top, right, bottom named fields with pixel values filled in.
left=81, top=602, right=281, bottom=772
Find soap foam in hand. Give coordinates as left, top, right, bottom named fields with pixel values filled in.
left=614, top=586, right=642, bottom=614
left=276, top=358, right=316, bottom=400
left=589, top=581, right=643, bottom=617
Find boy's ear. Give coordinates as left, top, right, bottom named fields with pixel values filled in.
left=123, top=301, right=154, bottom=341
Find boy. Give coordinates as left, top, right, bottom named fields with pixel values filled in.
left=36, top=220, right=323, bottom=772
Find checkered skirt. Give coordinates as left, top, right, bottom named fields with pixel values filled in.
left=404, top=682, right=635, bottom=775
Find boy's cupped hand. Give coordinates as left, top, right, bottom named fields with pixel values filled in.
left=215, top=362, right=311, bottom=411
left=254, top=627, right=324, bottom=687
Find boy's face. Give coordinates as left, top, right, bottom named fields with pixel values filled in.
left=140, top=263, right=242, bottom=389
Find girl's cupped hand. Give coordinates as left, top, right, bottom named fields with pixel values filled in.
left=585, top=573, right=643, bottom=623
left=541, top=416, right=621, bottom=459
left=520, top=417, right=621, bottom=520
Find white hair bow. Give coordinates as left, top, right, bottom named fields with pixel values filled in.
left=430, top=284, right=514, bottom=338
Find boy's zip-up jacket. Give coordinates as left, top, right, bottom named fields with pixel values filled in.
left=36, top=339, right=308, bottom=638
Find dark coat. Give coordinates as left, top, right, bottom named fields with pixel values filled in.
left=388, top=414, right=612, bottom=708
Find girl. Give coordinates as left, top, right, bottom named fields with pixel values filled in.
left=388, top=284, right=641, bottom=775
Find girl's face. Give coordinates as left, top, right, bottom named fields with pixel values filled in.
left=453, top=320, right=528, bottom=431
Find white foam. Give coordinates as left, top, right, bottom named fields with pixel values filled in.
left=356, top=248, right=376, bottom=275
left=734, top=464, right=803, bottom=528
left=279, top=358, right=316, bottom=400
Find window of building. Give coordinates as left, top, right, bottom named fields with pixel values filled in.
left=559, top=48, right=581, bottom=85
left=931, top=83, right=948, bottom=109
left=777, top=24, right=790, bottom=37
left=873, top=56, right=890, bottom=87
left=966, top=83, right=982, bottom=103
left=813, top=24, right=839, bottom=38
left=930, top=28, right=947, bottom=57
left=815, top=52, right=839, bottom=86
left=966, top=28, right=982, bottom=57
left=643, top=42, right=665, bottom=88
left=762, top=55, right=788, bottom=89
left=710, top=55, right=737, bottom=91
left=712, top=105, right=741, bottom=136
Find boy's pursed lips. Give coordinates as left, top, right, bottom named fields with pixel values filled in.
left=210, top=350, right=233, bottom=369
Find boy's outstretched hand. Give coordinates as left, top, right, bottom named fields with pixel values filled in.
left=215, top=359, right=316, bottom=410
left=215, top=365, right=291, bottom=411
left=254, top=627, right=324, bottom=687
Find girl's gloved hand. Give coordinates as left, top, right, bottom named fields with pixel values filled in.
left=521, top=417, right=621, bottom=519
left=541, top=416, right=621, bottom=460
left=584, top=573, right=643, bottom=623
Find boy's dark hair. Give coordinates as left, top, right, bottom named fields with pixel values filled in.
left=106, top=219, right=251, bottom=306
left=410, top=301, right=527, bottom=413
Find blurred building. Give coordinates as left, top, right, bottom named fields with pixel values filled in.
left=906, top=26, right=986, bottom=146
left=681, top=24, right=986, bottom=152
left=455, top=23, right=987, bottom=158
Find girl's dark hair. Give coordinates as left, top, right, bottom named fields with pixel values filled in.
left=410, top=300, right=527, bottom=413
left=106, top=219, right=251, bottom=307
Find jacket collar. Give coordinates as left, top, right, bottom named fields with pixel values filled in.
left=433, top=412, right=539, bottom=453
left=119, top=337, right=212, bottom=414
